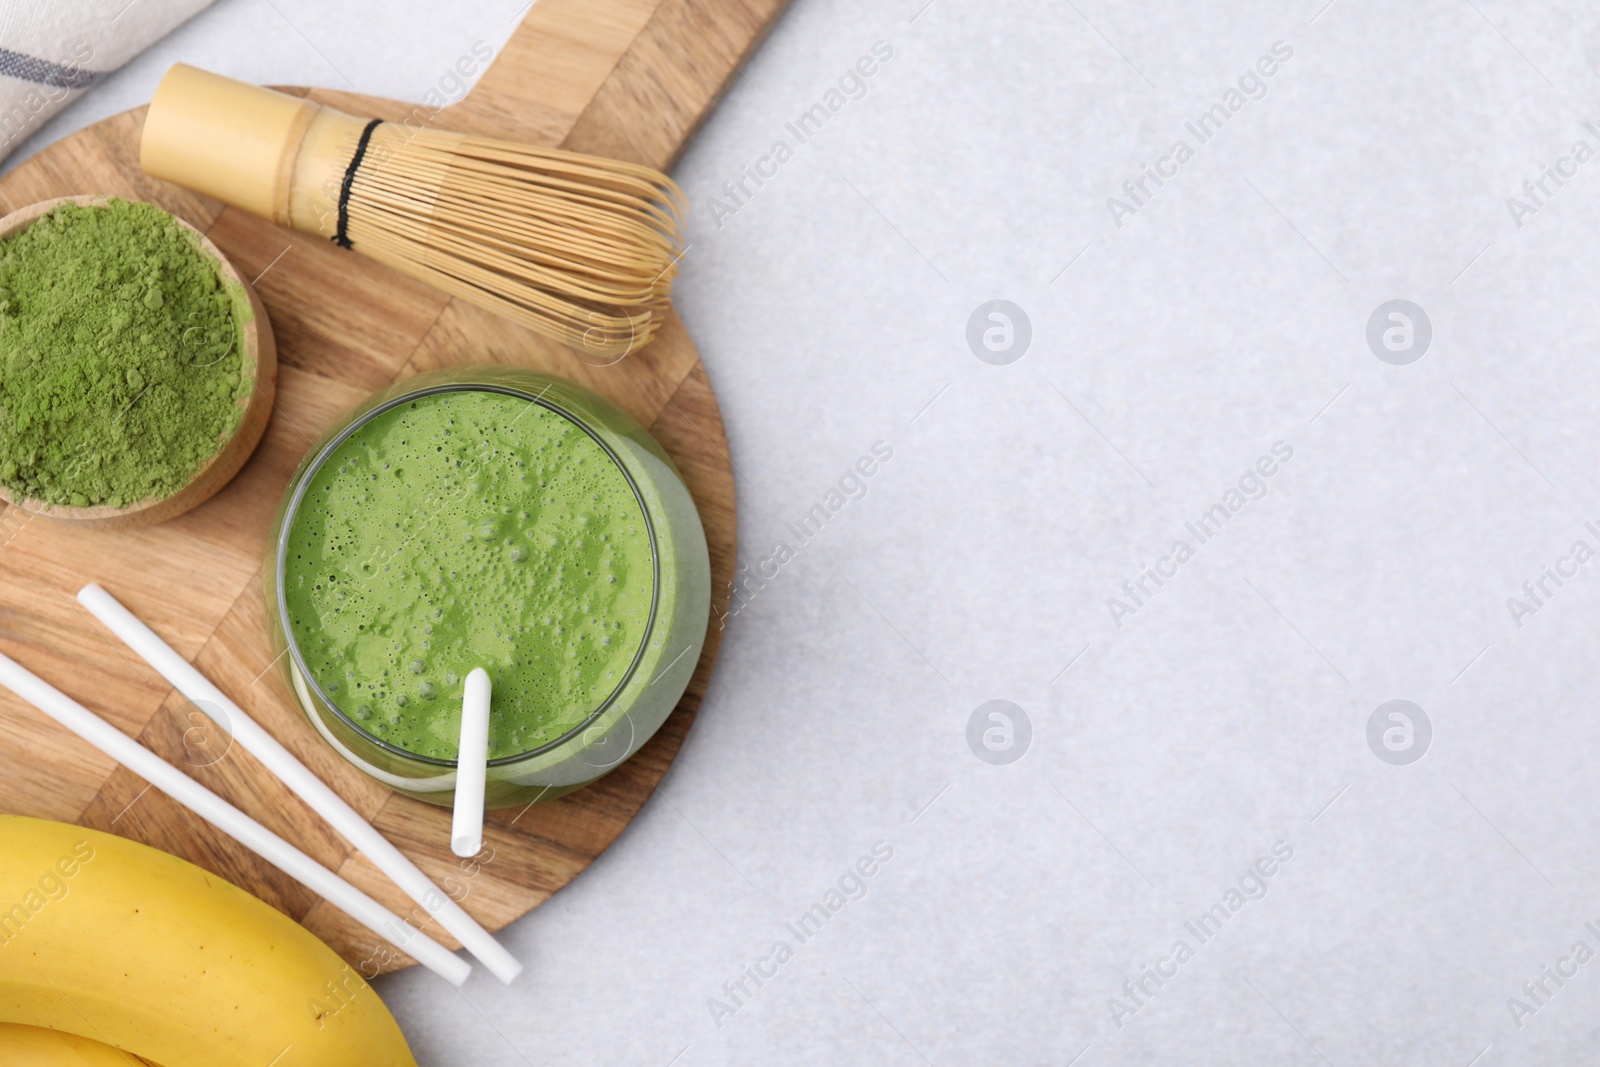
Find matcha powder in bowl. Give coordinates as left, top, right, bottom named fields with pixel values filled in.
left=0, top=196, right=276, bottom=524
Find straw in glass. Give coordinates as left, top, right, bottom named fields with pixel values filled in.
left=451, top=668, right=492, bottom=859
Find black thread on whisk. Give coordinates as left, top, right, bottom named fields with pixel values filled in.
left=332, top=118, right=384, bottom=250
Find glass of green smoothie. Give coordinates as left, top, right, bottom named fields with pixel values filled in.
left=266, top=367, right=711, bottom=808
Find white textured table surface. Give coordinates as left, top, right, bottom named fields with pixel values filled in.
left=26, top=0, right=1600, bottom=1063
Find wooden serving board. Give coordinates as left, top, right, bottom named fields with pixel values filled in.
left=0, top=0, right=785, bottom=973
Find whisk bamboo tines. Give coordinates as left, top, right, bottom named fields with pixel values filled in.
left=139, top=64, right=684, bottom=359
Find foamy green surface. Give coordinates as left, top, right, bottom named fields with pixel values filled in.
left=283, top=389, right=655, bottom=760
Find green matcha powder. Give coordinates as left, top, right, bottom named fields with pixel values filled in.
left=0, top=198, right=249, bottom=509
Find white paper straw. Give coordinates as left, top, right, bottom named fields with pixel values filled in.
left=451, top=668, right=491, bottom=859
left=78, top=584, right=524, bottom=986
left=0, top=648, right=472, bottom=986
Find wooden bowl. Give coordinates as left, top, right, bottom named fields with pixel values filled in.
left=0, top=195, right=276, bottom=528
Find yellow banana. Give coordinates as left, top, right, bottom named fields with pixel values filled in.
left=0, top=1022, right=151, bottom=1065
left=0, top=816, right=417, bottom=1067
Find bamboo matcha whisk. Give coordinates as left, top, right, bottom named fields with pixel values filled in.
left=140, top=64, right=683, bottom=359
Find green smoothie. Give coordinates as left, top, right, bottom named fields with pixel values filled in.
left=282, top=388, right=656, bottom=762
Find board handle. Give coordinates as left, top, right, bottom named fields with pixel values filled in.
left=451, top=0, right=790, bottom=170
left=445, top=0, right=663, bottom=147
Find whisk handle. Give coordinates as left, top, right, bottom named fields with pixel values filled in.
left=141, top=64, right=318, bottom=225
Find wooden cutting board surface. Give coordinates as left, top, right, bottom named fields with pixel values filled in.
left=0, top=0, right=785, bottom=973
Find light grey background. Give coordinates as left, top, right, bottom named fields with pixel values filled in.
left=24, top=0, right=1600, bottom=1063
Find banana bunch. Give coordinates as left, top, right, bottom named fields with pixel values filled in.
left=0, top=1021, right=149, bottom=1064
left=0, top=816, right=417, bottom=1067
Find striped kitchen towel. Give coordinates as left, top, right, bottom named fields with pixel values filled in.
left=0, top=0, right=214, bottom=161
